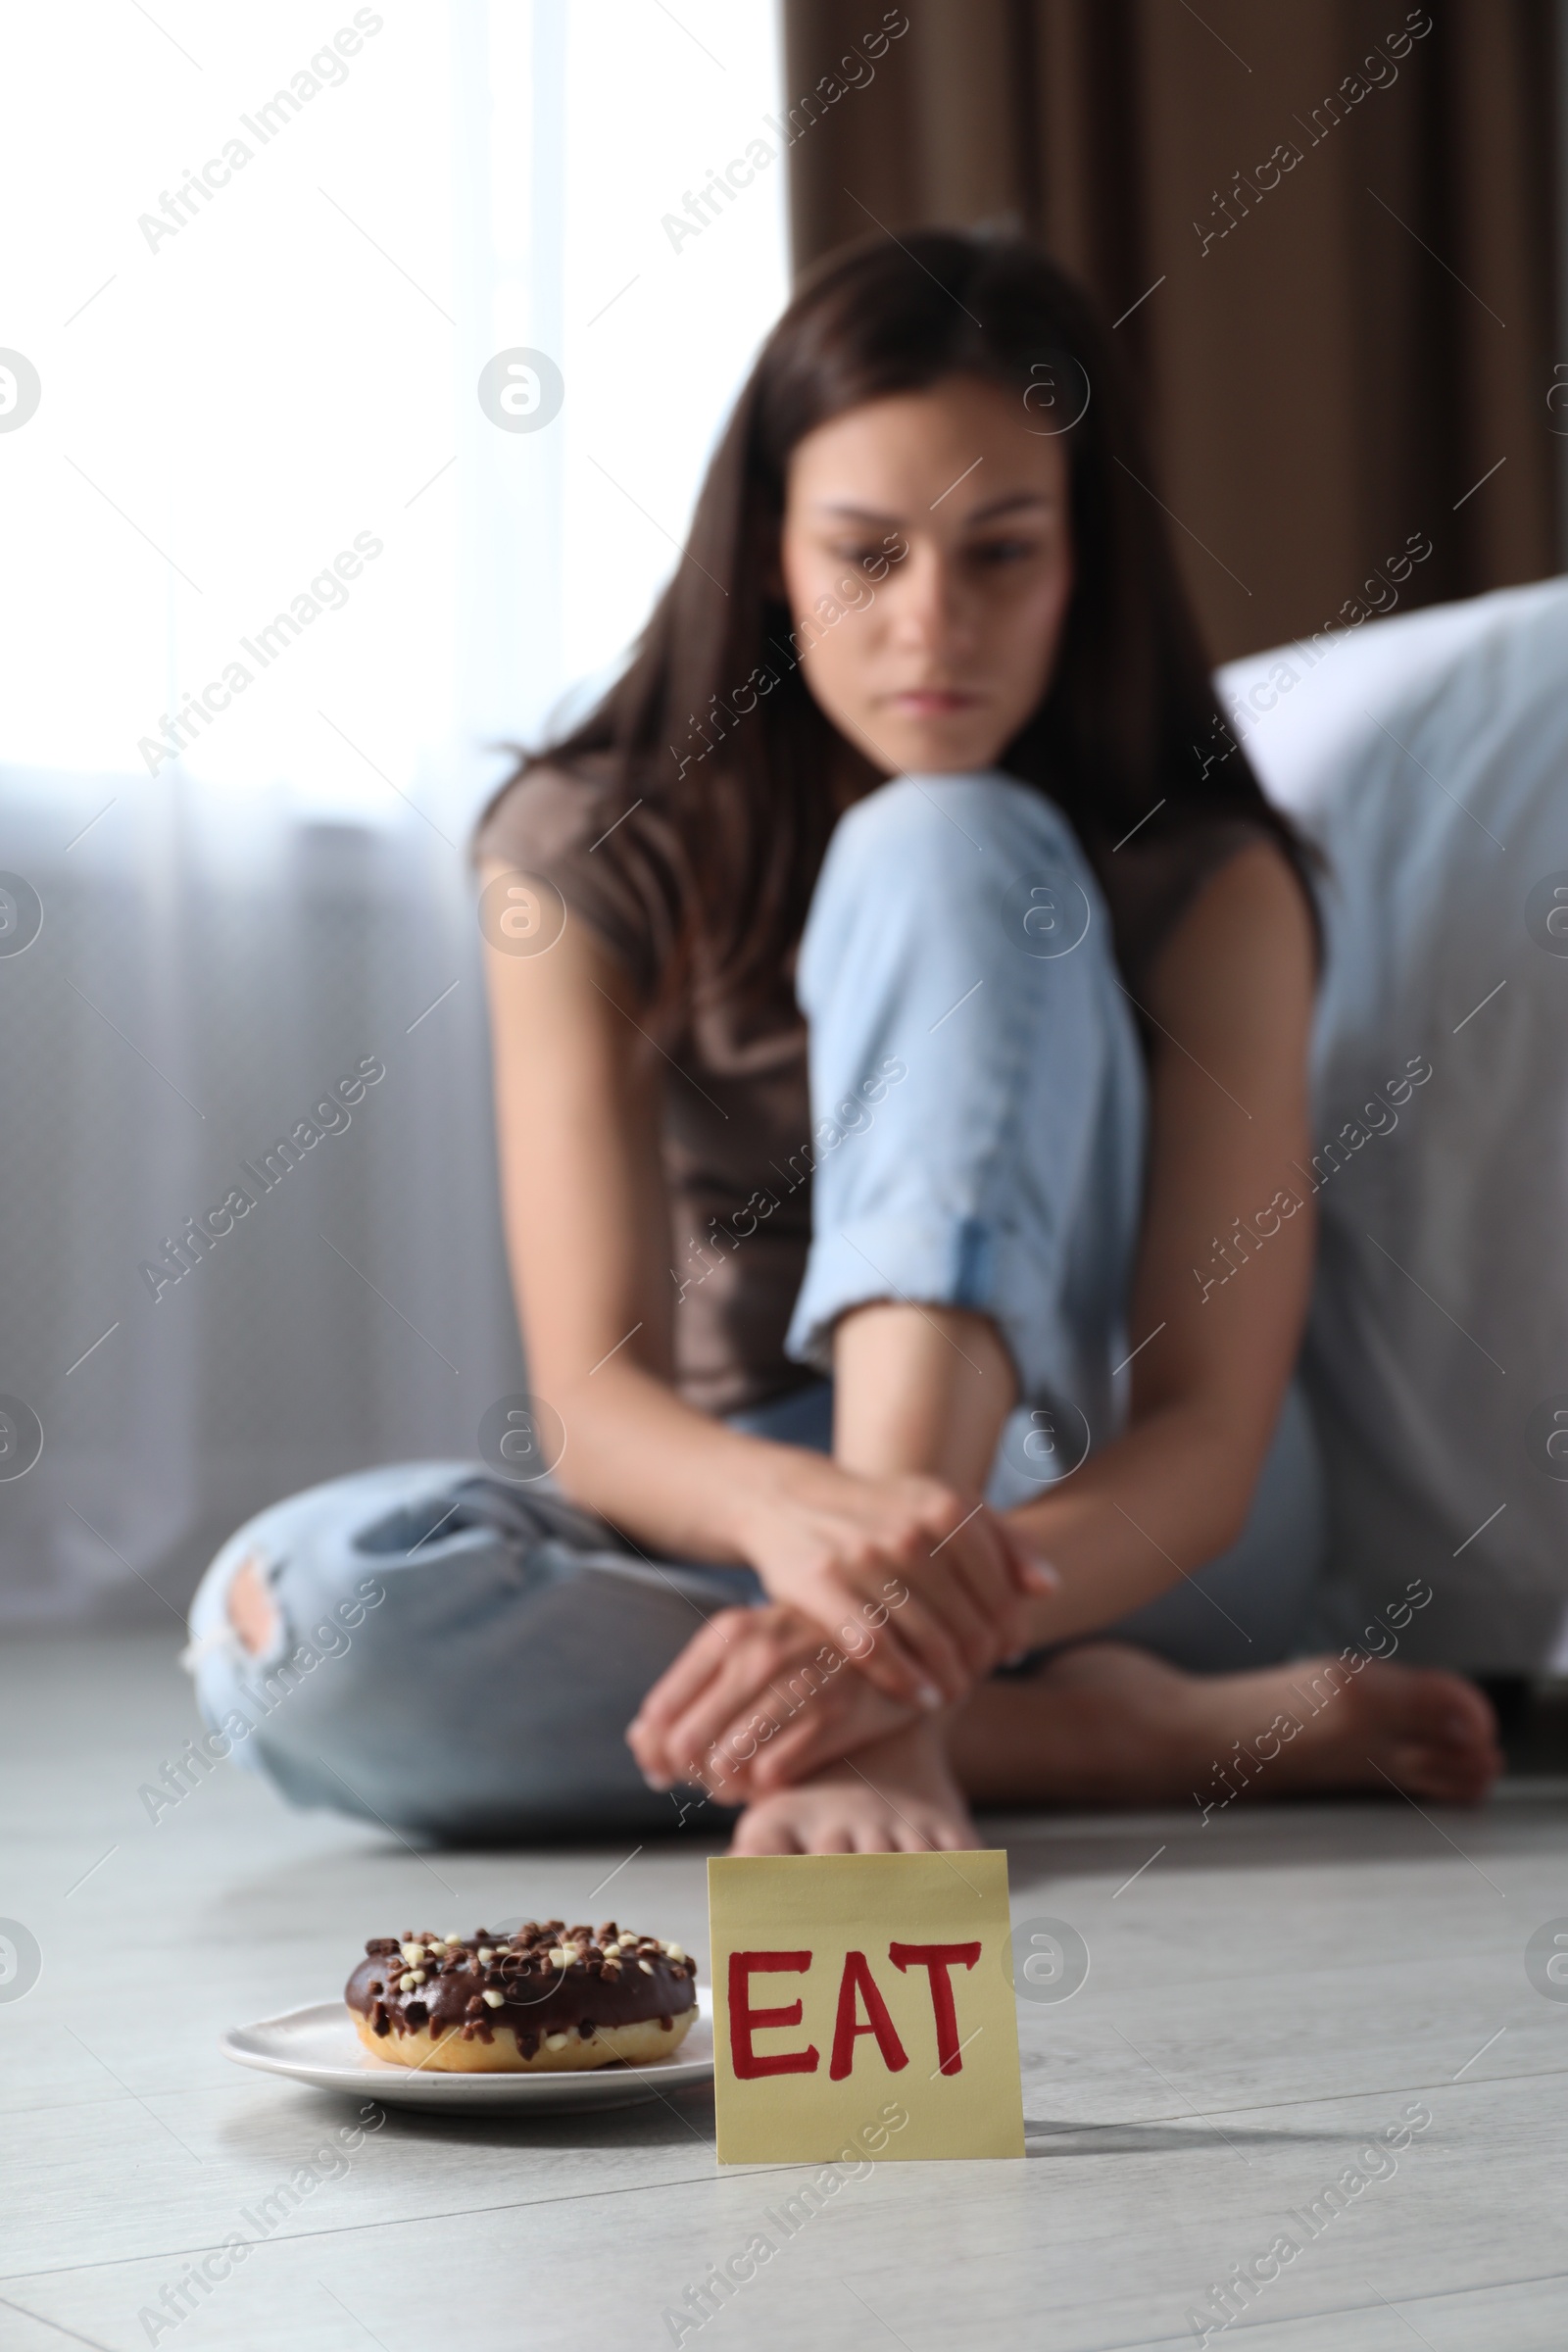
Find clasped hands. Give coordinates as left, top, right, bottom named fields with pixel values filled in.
left=625, top=1462, right=1053, bottom=1802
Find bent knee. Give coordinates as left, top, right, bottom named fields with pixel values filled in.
left=830, top=769, right=1076, bottom=872
left=227, top=1555, right=279, bottom=1655
left=810, top=771, right=1092, bottom=951
left=802, top=769, right=1102, bottom=1013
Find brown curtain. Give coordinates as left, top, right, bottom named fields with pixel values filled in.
left=781, top=1, right=1560, bottom=662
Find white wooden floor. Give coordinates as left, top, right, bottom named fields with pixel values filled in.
left=4, top=1632, right=1567, bottom=2352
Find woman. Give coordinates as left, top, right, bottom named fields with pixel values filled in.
left=191, top=231, right=1499, bottom=1850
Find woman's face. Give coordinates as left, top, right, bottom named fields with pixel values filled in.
left=778, top=372, right=1074, bottom=778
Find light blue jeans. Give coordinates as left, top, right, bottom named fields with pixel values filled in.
left=185, top=774, right=1325, bottom=1837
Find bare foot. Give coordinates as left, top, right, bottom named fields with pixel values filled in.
left=731, top=1719, right=978, bottom=1854
left=948, top=1642, right=1502, bottom=1811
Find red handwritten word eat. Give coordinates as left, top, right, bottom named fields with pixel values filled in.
left=729, top=1945, right=981, bottom=2082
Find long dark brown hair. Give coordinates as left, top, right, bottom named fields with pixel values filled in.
left=477, top=226, right=1313, bottom=995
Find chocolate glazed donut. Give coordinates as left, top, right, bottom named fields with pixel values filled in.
left=346, top=1921, right=699, bottom=2073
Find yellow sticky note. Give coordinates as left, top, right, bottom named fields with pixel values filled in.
left=708, top=1850, right=1024, bottom=2163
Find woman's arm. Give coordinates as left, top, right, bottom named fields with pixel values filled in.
left=478, top=859, right=1031, bottom=1703
left=1004, top=839, right=1318, bottom=1642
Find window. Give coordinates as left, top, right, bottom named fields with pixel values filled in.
left=0, top=0, right=787, bottom=823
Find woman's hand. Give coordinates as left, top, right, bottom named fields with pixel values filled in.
left=726, top=1454, right=1054, bottom=1707
left=627, top=1604, right=915, bottom=1798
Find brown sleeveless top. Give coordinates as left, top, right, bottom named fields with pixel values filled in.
left=476, top=762, right=1271, bottom=1417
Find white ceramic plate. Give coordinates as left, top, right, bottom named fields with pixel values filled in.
left=221, top=1986, right=713, bottom=2114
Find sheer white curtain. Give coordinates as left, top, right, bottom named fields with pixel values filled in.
left=0, top=0, right=788, bottom=1621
